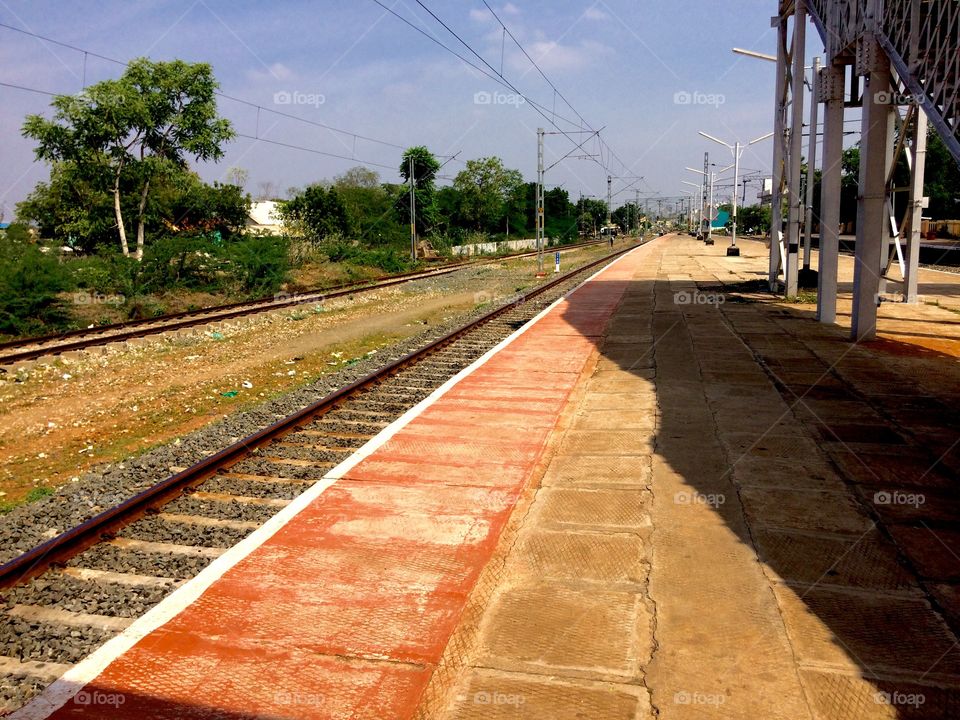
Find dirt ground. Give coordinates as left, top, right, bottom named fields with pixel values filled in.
left=0, top=244, right=619, bottom=508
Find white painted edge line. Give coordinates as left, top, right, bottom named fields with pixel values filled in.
left=11, top=244, right=642, bottom=720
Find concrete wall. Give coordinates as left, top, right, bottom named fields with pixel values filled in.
left=450, top=238, right=539, bottom=257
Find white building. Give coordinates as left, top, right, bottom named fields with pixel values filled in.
left=246, top=201, right=284, bottom=234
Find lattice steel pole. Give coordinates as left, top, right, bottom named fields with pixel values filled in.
left=784, top=0, right=807, bottom=297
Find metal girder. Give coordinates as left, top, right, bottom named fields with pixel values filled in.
left=804, top=0, right=960, bottom=166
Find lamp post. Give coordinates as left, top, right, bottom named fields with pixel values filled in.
left=680, top=189, right=697, bottom=232
left=698, top=130, right=774, bottom=256
left=682, top=180, right=702, bottom=236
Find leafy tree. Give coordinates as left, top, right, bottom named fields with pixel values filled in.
left=398, top=146, right=440, bottom=236
left=279, top=184, right=350, bottom=241
left=612, top=202, right=640, bottom=232
left=738, top=204, right=771, bottom=234
left=16, top=162, right=116, bottom=251
left=332, top=167, right=405, bottom=243
left=924, top=129, right=960, bottom=221
left=22, top=58, right=234, bottom=259
left=453, top=157, right=523, bottom=232
left=577, top=197, right=607, bottom=233
left=335, top=166, right=380, bottom=190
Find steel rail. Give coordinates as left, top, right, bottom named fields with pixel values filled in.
left=0, top=241, right=642, bottom=589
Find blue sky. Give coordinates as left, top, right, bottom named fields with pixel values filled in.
left=0, top=0, right=812, bottom=218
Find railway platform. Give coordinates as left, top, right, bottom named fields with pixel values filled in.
left=13, top=234, right=960, bottom=719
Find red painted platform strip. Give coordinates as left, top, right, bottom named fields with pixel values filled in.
left=39, top=249, right=649, bottom=720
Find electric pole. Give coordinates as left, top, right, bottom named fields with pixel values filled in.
left=635, top=189, right=640, bottom=234
left=702, top=152, right=714, bottom=245
left=536, top=128, right=545, bottom=275
left=409, top=156, right=417, bottom=261
left=606, top=175, right=612, bottom=225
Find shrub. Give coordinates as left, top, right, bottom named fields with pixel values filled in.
left=0, top=236, right=73, bottom=335
left=221, top=235, right=290, bottom=296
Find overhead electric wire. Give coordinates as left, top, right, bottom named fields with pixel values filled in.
left=232, top=133, right=396, bottom=169
left=480, top=0, right=592, bottom=131
left=0, top=21, right=415, bottom=156
left=0, top=75, right=403, bottom=171
left=392, top=0, right=605, bottom=169
left=479, top=0, right=635, bottom=179
left=367, top=0, right=582, bottom=130
left=473, top=2, right=640, bottom=188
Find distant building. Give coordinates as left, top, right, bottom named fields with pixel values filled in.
left=711, top=210, right=730, bottom=229
left=246, top=201, right=284, bottom=234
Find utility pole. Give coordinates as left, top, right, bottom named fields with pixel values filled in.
left=701, top=151, right=710, bottom=242
left=705, top=152, right=715, bottom=246
left=606, top=175, right=612, bottom=225
left=408, top=155, right=417, bottom=262
left=730, top=140, right=741, bottom=255
left=536, top=128, right=545, bottom=275
left=635, top=189, right=640, bottom=234
left=802, top=56, right=822, bottom=272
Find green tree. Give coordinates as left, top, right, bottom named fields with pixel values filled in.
left=22, top=58, right=234, bottom=259
left=398, top=146, right=440, bottom=236
left=453, top=157, right=523, bottom=232
left=612, top=202, right=640, bottom=232
left=16, top=162, right=116, bottom=251
left=162, top=174, right=250, bottom=238
left=924, top=129, right=960, bottom=221
left=333, top=167, right=405, bottom=243
left=279, top=184, right=350, bottom=241
left=576, top=197, right=607, bottom=234
left=738, top=204, right=771, bottom=234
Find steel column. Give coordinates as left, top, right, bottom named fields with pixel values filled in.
left=817, top=61, right=845, bottom=324
left=784, top=1, right=807, bottom=297
left=851, top=37, right=892, bottom=341
left=768, top=11, right=790, bottom=290
left=803, top=56, right=822, bottom=271
left=903, top=110, right=927, bottom=302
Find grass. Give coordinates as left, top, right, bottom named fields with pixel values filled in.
left=0, top=484, right=54, bottom=514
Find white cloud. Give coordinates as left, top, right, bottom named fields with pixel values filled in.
left=246, top=62, right=293, bottom=82
left=583, top=6, right=609, bottom=21
left=469, top=8, right=491, bottom=22
left=513, top=39, right=611, bottom=73
left=501, top=2, right=521, bottom=14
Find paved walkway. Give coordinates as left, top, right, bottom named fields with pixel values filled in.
left=17, top=235, right=960, bottom=719
left=426, top=236, right=960, bottom=719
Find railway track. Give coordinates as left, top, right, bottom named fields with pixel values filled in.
left=0, top=240, right=640, bottom=715
left=0, top=239, right=608, bottom=367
